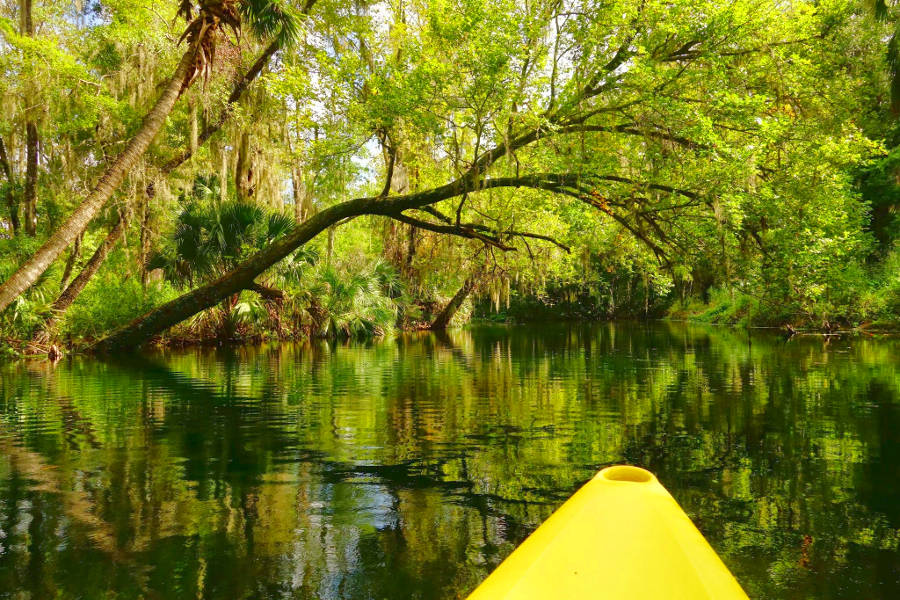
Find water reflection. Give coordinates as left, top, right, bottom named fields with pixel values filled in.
left=1, top=323, right=899, bottom=599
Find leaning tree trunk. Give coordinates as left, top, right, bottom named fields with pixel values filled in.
left=90, top=164, right=567, bottom=350
left=32, top=210, right=131, bottom=344
left=0, top=44, right=197, bottom=314
left=30, top=39, right=286, bottom=340
left=90, top=200, right=369, bottom=352
left=89, top=174, right=481, bottom=351
left=431, top=275, right=478, bottom=330
left=59, top=232, right=82, bottom=290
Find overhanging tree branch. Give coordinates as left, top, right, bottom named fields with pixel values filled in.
left=409, top=207, right=571, bottom=253
left=391, top=212, right=515, bottom=251
left=91, top=166, right=698, bottom=350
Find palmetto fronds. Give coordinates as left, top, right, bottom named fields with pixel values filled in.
left=300, top=260, right=403, bottom=338
left=259, top=211, right=296, bottom=247
left=148, top=174, right=295, bottom=287
left=240, top=0, right=304, bottom=48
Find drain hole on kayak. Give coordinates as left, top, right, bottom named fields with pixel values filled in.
left=600, top=465, right=653, bottom=483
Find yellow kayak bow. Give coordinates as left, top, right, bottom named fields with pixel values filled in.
left=467, top=465, right=748, bottom=599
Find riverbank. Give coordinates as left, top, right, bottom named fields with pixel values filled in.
left=5, top=312, right=899, bottom=362
left=665, top=292, right=900, bottom=334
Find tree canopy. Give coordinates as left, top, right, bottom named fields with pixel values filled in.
left=0, top=0, right=898, bottom=351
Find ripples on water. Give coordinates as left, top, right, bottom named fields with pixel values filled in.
left=1, top=322, right=899, bottom=599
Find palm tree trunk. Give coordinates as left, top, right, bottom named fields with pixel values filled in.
left=0, top=44, right=197, bottom=313
left=431, top=275, right=478, bottom=330
left=0, top=135, right=19, bottom=234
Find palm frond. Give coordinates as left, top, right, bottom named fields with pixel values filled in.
left=240, top=0, right=304, bottom=48
left=259, top=211, right=295, bottom=246
left=872, top=0, right=892, bottom=21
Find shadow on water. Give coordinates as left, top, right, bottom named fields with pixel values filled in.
left=1, top=321, right=899, bottom=599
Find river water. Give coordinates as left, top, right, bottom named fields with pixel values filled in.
left=1, top=322, right=898, bottom=599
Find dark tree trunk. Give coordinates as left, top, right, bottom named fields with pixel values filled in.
left=236, top=130, right=252, bottom=200
left=139, top=195, right=152, bottom=287
left=431, top=275, right=478, bottom=330
left=24, top=122, right=38, bottom=236
left=0, top=135, right=19, bottom=234
left=405, top=223, right=416, bottom=272
left=57, top=213, right=129, bottom=313
left=247, top=281, right=284, bottom=301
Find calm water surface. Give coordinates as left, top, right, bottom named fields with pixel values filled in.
left=1, top=322, right=899, bottom=599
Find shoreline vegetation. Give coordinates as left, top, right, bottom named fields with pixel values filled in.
left=4, top=296, right=899, bottom=361
left=2, top=1, right=900, bottom=358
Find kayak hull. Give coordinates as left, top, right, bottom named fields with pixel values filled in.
left=466, top=465, right=748, bottom=599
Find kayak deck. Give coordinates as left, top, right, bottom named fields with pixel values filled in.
left=466, top=465, right=748, bottom=599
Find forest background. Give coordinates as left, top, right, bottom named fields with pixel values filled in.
left=2, top=0, right=900, bottom=356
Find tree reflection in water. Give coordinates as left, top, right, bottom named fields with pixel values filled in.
left=1, top=322, right=899, bottom=599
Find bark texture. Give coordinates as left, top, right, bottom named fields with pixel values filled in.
left=24, top=122, right=38, bottom=236
left=59, top=233, right=82, bottom=290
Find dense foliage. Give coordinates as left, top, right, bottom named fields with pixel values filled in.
left=1, top=0, right=900, bottom=353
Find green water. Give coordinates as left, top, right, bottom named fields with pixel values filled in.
left=1, top=323, right=899, bottom=599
